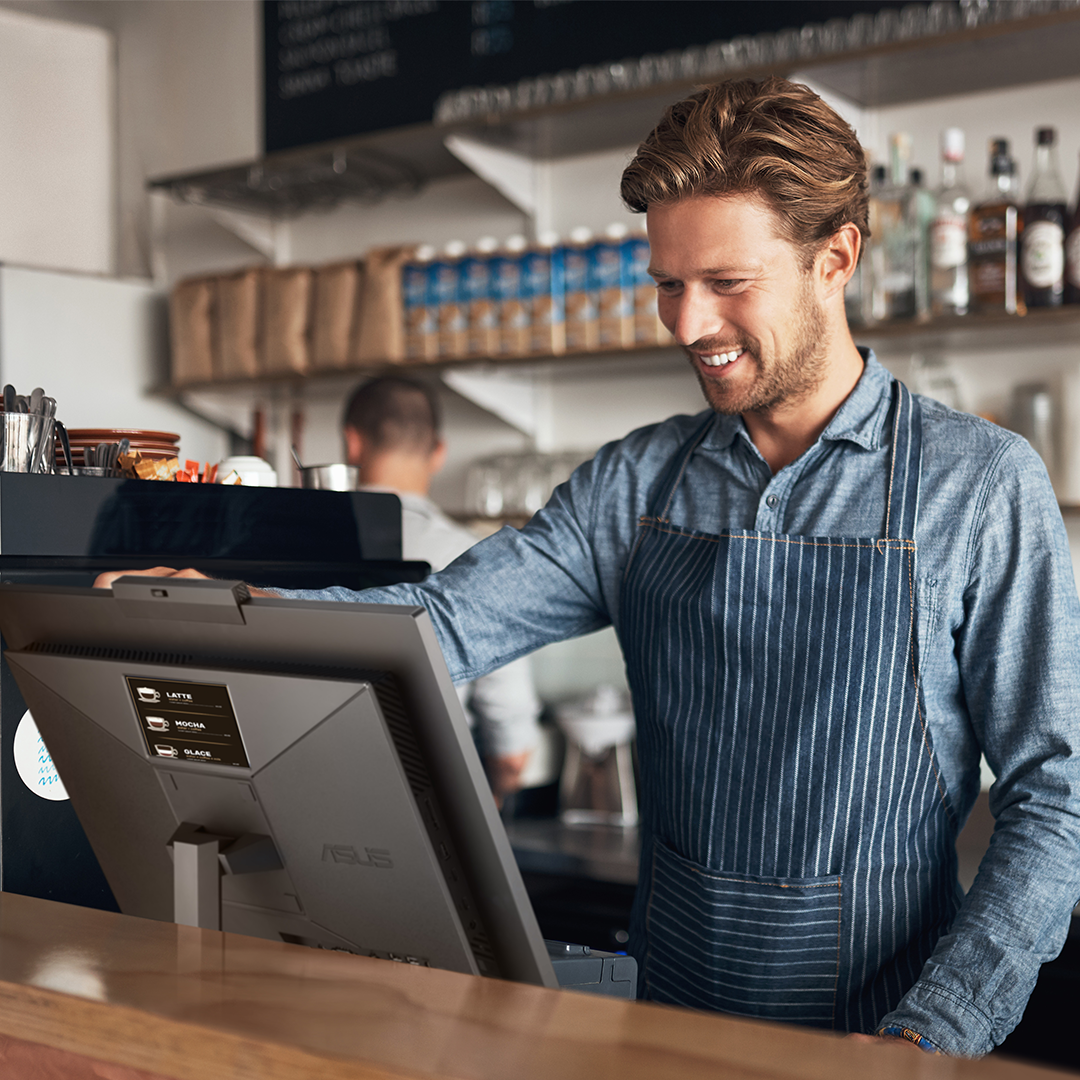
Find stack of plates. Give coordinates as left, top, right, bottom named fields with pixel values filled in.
left=57, top=428, right=181, bottom=469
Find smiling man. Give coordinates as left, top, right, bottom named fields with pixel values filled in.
left=100, top=77, right=1080, bottom=1057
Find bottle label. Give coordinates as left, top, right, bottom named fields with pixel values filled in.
left=1021, top=220, right=1065, bottom=288
left=931, top=216, right=967, bottom=269
left=1066, top=227, right=1080, bottom=288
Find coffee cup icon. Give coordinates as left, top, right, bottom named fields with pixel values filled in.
left=137, top=687, right=160, bottom=703
left=154, top=744, right=178, bottom=758
left=146, top=716, right=168, bottom=731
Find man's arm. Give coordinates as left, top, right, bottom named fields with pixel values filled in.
left=879, top=439, right=1080, bottom=1056
left=273, top=453, right=618, bottom=683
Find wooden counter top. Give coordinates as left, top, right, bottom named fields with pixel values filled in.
left=0, top=892, right=1065, bottom=1080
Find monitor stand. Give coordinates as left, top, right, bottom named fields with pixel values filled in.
left=166, top=821, right=638, bottom=998
left=168, top=822, right=283, bottom=931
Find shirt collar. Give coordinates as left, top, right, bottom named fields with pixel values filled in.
left=700, top=349, right=892, bottom=454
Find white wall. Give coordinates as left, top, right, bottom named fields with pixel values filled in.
left=0, top=6, right=113, bottom=274
left=0, top=265, right=229, bottom=466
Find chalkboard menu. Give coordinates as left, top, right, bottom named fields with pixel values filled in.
left=263, top=1, right=910, bottom=154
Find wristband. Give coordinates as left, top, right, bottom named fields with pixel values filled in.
left=876, top=1026, right=942, bottom=1054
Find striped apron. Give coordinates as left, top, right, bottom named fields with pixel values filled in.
left=619, top=383, right=960, bottom=1033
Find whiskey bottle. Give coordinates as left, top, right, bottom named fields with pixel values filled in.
left=868, top=135, right=919, bottom=321
left=909, top=167, right=936, bottom=319
left=1064, top=151, right=1080, bottom=306
left=1021, top=126, right=1068, bottom=308
left=968, top=139, right=1024, bottom=316
left=929, top=128, right=971, bottom=317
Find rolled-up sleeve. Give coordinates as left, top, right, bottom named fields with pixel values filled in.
left=273, top=448, right=619, bottom=682
left=879, top=438, right=1080, bottom=1055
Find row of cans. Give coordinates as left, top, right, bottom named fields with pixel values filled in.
left=402, top=225, right=673, bottom=361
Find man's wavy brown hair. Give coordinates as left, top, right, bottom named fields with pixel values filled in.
left=621, top=77, right=869, bottom=266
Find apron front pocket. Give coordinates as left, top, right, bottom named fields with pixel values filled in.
left=644, top=839, right=841, bottom=1027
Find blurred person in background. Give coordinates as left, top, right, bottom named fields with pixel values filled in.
left=343, top=375, right=542, bottom=804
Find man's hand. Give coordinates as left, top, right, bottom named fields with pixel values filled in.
left=92, top=567, right=278, bottom=597
left=93, top=567, right=210, bottom=590
left=845, top=1032, right=929, bottom=1054
left=484, top=750, right=532, bottom=807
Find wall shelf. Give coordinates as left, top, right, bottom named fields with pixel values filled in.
left=146, top=5, right=1080, bottom=219
left=856, top=305, right=1080, bottom=356
left=157, top=305, right=1080, bottom=399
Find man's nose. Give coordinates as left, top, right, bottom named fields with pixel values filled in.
left=664, top=287, right=723, bottom=348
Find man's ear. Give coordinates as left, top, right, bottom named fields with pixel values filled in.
left=429, top=439, right=448, bottom=476
left=818, top=223, right=862, bottom=298
left=344, top=426, right=363, bottom=467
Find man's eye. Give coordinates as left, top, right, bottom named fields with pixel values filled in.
left=713, top=280, right=743, bottom=290
left=654, top=280, right=680, bottom=293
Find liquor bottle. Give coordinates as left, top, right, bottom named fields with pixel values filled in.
left=929, top=128, right=971, bottom=317
left=909, top=167, right=936, bottom=319
left=968, top=139, right=1024, bottom=316
left=1021, top=126, right=1068, bottom=308
left=1061, top=151, right=1080, bottom=305
left=867, top=135, right=919, bottom=321
left=861, top=164, right=887, bottom=323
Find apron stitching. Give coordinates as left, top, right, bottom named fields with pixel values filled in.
left=832, top=877, right=842, bottom=1029
left=672, top=865, right=841, bottom=889
left=637, top=520, right=914, bottom=551
left=905, top=546, right=957, bottom=826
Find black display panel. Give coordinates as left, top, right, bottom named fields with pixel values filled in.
left=126, top=676, right=249, bottom=769
left=263, top=0, right=916, bottom=153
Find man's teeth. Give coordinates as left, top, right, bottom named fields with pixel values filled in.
left=701, top=350, right=741, bottom=367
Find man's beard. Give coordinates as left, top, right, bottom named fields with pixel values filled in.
left=690, top=283, right=831, bottom=417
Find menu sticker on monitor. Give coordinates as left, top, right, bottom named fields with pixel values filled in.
left=125, top=677, right=249, bottom=769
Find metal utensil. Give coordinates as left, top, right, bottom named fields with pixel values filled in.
left=112, top=439, right=129, bottom=473
left=95, top=442, right=109, bottom=470
left=4, top=385, right=15, bottom=417
left=55, top=421, right=73, bottom=475
left=299, top=463, right=360, bottom=491
left=1, top=412, right=31, bottom=472
left=30, top=416, right=54, bottom=474
left=24, top=389, right=45, bottom=473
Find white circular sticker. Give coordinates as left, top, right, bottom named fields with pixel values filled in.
left=14, top=711, right=69, bottom=801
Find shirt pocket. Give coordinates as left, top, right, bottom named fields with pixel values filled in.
left=644, top=839, right=840, bottom=1028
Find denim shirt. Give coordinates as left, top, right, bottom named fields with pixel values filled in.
left=278, top=353, right=1080, bottom=1056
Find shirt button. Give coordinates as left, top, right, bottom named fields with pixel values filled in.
left=766, top=495, right=779, bottom=508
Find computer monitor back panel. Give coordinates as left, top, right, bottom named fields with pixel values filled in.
left=8, top=653, right=483, bottom=972
left=0, top=583, right=558, bottom=988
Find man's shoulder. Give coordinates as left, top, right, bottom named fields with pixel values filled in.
left=916, top=394, right=1050, bottom=496
left=917, top=394, right=1029, bottom=461
left=595, top=410, right=715, bottom=470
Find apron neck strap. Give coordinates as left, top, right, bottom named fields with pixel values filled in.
left=648, top=381, right=923, bottom=540
left=651, top=414, right=715, bottom=523
left=884, top=380, right=922, bottom=541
